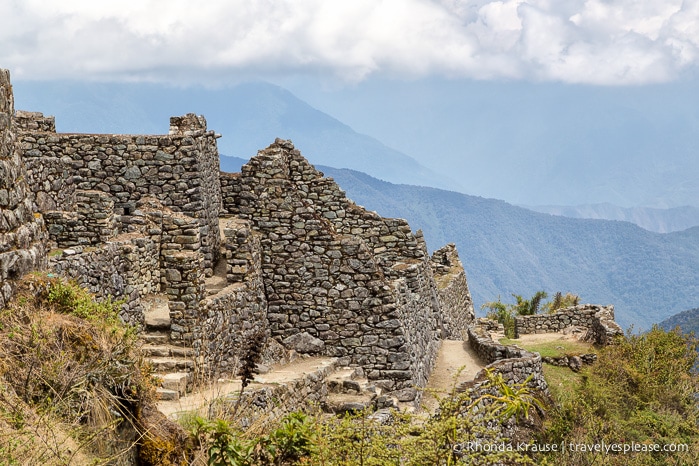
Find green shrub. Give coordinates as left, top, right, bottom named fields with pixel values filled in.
left=46, top=279, right=123, bottom=328
left=537, top=326, right=699, bottom=465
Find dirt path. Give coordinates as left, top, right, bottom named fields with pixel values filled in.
left=158, top=357, right=336, bottom=418
left=420, top=339, right=486, bottom=413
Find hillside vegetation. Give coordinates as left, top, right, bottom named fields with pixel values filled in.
left=659, top=307, right=699, bottom=335
left=538, top=326, right=699, bottom=465
left=0, top=276, right=191, bottom=465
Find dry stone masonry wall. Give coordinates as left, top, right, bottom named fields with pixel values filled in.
left=464, top=319, right=549, bottom=405
left=515, top=304, right=623, bottom=344
left=17, top=112, right=221, bottom=275
left=431, top=244, right=475, bottom=339
left=0, top=71, right=47, bottom=308
left=219, top=140, right=469, bottom=395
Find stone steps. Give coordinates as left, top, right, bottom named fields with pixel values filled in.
left=142, top=344, right=194, bottom=358
left=322, top=368, right=407, bottom=414
left=149, top=356, right=196, bottom=372
left=141, top=318, right=197, bottom=402
left=141, top=332, right=169, bottom=345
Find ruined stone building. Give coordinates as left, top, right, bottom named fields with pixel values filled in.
left=0, top=69, right=476, bottom=402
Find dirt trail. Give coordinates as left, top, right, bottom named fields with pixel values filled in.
left=158, top=357, right=336, bottom=418
left=420, top=339, right=486, bottom=413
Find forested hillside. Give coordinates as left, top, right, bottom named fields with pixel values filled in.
left=221, top=155, right=699, bottom=330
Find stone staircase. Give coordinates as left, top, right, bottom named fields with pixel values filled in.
left=322, top=368, right=413, bottom=416
left=141, top=294, right=197, bottom=401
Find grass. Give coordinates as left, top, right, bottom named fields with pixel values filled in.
left=541, top=365, right=584, bottom=403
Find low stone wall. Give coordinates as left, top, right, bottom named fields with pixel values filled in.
left=457, top=319, right=549, bottom=438
left=49, top=234, right=160, bottom=325
left=198, top=281, right=269, bottom=376
left=431, top=244, right=475, bottom=339
left=585, top=305, right=624, bottom=345
left=465, top=319, right=548, bottom=395
left=221, top=359, right=337, bottom=427
left=514, top=304, right=623, bottom=344
left=467, top=323, right=530, bottom=363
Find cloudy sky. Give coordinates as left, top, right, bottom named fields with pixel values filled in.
left=2, top=0, right=698, bottom=86
left=3, top=1, right=699, bottom=208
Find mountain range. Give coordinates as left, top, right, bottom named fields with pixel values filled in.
left=659, top=307, right=699, bottom=335
left=524, top=203, right=699, bottom=234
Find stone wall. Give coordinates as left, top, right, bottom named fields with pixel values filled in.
left=222, top=360, right=337, bottom=427
left=17, top=112, right=221, bottom=275
left=221, top=139, right=456, bottom=395
left=463, top=319, right=549, bottom=404
left=195, top=218, right=269, bottom=375
left=584, top=305, right=624, bottom=345
left=431, top=244, right=475, bottom=339
left=46, top=190, right=118, bottom=247
left=514, top=304, right=623, bottom=344
left=0, top=70, right=47, bottom=308
left=49, top=234, right=160, bottom=325
left=11, top=84, right=478, bottom=395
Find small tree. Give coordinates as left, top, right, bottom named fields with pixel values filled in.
left=482, top=297, right=517, bottom=338
left=541, top=292, right=580, bottom=314
left=482, top=291, right=549, bottom=337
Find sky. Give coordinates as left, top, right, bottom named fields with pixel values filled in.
left=2, top=1, right=699, bottom=208
left=2, top=0, right=698, bottom=86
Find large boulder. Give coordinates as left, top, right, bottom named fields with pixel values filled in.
left=282, top=332, right=325, bottom=354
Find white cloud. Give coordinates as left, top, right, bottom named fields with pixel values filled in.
left=0, top=0, right=697, bottom=85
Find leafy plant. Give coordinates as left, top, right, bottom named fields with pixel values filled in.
left=46, top=279, right=124, bottom=328
left=483, top=291, right=581, bottom=337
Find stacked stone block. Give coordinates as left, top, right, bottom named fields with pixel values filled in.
left=16, top=112, right=221, bottom=275
left=49, top=235, right=160, bottom=325
left=45, top=190, right=118, bottom=247
left=0, top=70, right=47, bottom=308
left=164, top=251, right=205, bottom=343
left=222, top=217, right=262, bottom=283
left=431, top=244, right=476, bottom=339
left=11, top=91, right=479, bottom=394
left=514, top=304, right=623, bottom=343
left=464, top=319, right=548, bottom=396
left=223, top=139, right=467, bottom=395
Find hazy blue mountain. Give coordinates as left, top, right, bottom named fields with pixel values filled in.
left=227, top=155, right=699, bottom=331
left=523, top=203, right=699, bottom=233
left=288, top=78, right=699, bottom=208
left=659, top=307, right=699, bottom=335
left=12, top=80, right=461, bottom=191
left=219, top=155, right=248, bottom=173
